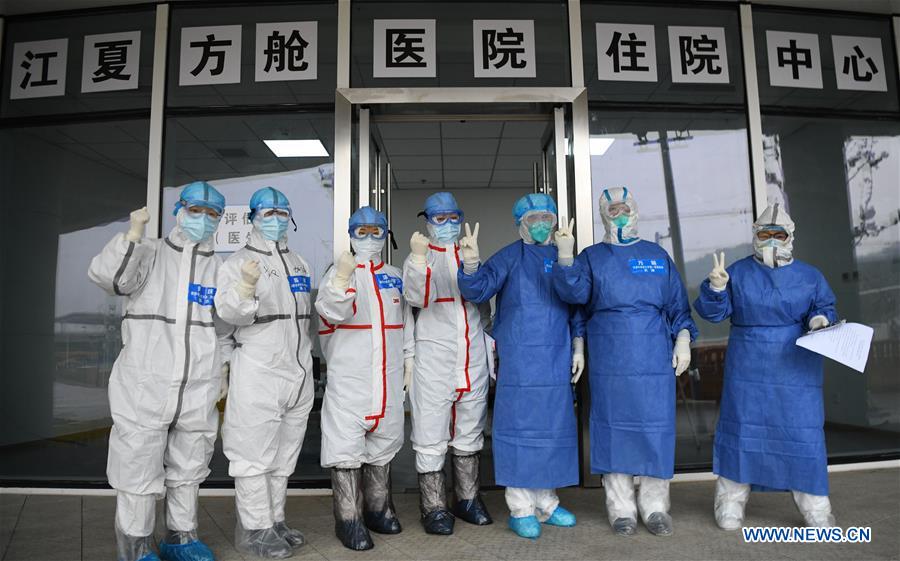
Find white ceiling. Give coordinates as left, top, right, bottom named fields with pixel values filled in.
left=2, top=0, right=898, bottom=17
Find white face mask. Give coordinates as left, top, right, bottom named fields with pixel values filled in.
left=351, top=237, right=385, bottom=260
left=754, top=238, right=793, bottom=268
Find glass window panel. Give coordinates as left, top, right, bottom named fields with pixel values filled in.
left=753, top=10, right=899, bottom=112
left=166, top=3, right=337, bottom=108
left=1, top=8, right=155, bottom=117
left=0, top=119, right=149, bottom=481
left=581, top=2, right=744, bottom=105
left=351, top=1, right=570, bottom=87
left=589, top=109, right=754, bottom=467
left=162, top=113, right=335, bottom=482
left=762, top=114, right=900, bottom=459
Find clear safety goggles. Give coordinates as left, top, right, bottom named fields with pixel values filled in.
left=260, top=208, right=291, bottom=220
left=426, top=211, right=463, bottom=225
left=521, top=211, right=557, bottom=226
left=756, top=227, right=789, bottom=242
left=351, top=225, right=386, bottom=240
left=186, top=205, right=221, bottom=220
left=606, top=202, right=632, bottom=218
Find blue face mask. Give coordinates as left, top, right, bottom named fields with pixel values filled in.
left=181, top=213, right=219, bottom=242
left=431, top=222, right=461, bottom=243
left=258, top=215, right=289, bottom=241
left=528, top=221, right=554, bottom=244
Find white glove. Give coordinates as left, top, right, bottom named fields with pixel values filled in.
left=236, top=260, right=260, bottom=300
left=672, top=329, right=691, bottom=376
left=218, top=363, right=230, bottom=401
left=459, top=222, right=480, bottom=273
left=808, top=315, right=830, bottom=331
left=333, top=251, right=357, bottom=291
left=555, top=218, right=576, bottom=266
left=125, top=206, right=150, bottom=243
left=409, top=232, right=429, bottom=266
left=571, top=336, right=585, bottom=384
left=403, top=356, right=414, bottom=392
left=708, top=251, right=729, bottom=292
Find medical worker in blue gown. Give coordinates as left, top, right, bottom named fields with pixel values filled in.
left=457, top=193, right=583, bottom=540
left=693, top=203, right=838, bottom=530
left=552, top=187, right=697, bottom=537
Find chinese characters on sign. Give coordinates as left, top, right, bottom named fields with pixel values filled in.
left=595, top=23, right=657, bottom=82
left=831, top=35, right=887, bottom=92
left=255, top=21, right=318, bottom=82
left=179, top=25, right=242, bottom=86
left=667, top=26, right=729, bottom=84
left=10, top=38, right=68, bottom=99
left=82, top=31, right=141, bottom=93
left=765, top=30, right=822, bottom=89
left=373, top=19, right=436, bottom=78
left=473, top=20, right=536, bottom=78
left=216, top=206, right=253, bottom=252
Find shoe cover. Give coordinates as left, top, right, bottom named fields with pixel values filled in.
left=116, top=527, right=156, bottom=561
left=332, top=468, right=374, bottom=551
left=362, top=463, right=402, bottom=534
left=644, top=512, right=673, bottom=536
left=508, top=515, right=541, bottom=539
left=419, top=470, right=454, bottom=535
left=157, top=537, right=215, bottom=561
left=453, top=495, right=493, bottom=526
left=234, top=526, right=292, bottom=559
left=792, top=491, right=836, bottom=528
left=137, top=553, right=162, bottom=561
left=543, top=506, right=576, bottom=527
left=714, top=477, right=749, bottom=531
left=273, top=520, right=305, bottom=549
left=612, top=517, right=637, bottom=536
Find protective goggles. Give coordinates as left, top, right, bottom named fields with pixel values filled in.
left=425, top=211, right=463, bottom=226
left=606, top=202, right=632, bottom=218
left=259, top=208, right=291, bottom=220
left=350, top=225, right=387, bottom=240
left=521, top=211, right=557, bottom=226
left=186, top=205, right=221, bottom=220
left=756, top=227, right=789, bottom=242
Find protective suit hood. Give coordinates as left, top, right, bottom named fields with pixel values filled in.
left=599, top=187, right=639, bottom=246
left=752, top=203, right=795, bottom=268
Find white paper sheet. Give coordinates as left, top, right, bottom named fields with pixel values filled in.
left=795, top=320, right=874, bottom=373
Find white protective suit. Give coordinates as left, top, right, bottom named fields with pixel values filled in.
left=88, top=224, right=232, bottom=540
left=402, top=241, right=490, bottom=473
left=316, top=256, right=415, bottom=468
left=216, top=227, right=315, bottom=531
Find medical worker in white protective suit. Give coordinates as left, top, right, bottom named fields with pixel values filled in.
left=89, top=181, right=231, bottom=561
left=215, top=187, right=315, bottom=559
left=403, top=192, right=493, bottom=535
left=315, top=206, right=415, bottom=551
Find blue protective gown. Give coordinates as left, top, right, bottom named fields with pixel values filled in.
left=457, top=240, right=582, bottom=489
left=693, top=256, right=837, bottom=496
left=553, top=240, right=698, bottom=479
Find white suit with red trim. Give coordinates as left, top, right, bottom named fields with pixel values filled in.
left=403, top=242, right=491, bottom=473
left=316, top=256, right=415, bottom=468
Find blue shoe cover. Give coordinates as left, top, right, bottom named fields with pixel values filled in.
left=508, top=515, right=541, bottom=539
left=544, top=506, right=577, bottom=527
left=158, top=539, right=215, bottom=561
left=137, top=553, right=162, bottom=561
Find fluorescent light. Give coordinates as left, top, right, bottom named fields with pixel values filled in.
left=590, top=137, right=615, bottom=156
left=264, top=139, right=329, bottom=157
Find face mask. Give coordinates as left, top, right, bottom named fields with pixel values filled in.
left=258, top=215, right=289, bottom=241
left=180, top=212, right=219, bottom=242
left=351, top=237, right=385, bottom=259
left=754, top=238, right=793, bottom=268
left=612, top=215, right=630, bottom=228
left=528, top=221, right=554, bottom=244
left=428, top=222, right=461, bottom=243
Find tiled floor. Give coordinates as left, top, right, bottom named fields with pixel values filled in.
left=1, top=469, right=897, bottom=561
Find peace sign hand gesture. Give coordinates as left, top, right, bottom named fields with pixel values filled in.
left=459, top=222, right=480, bottom=270
left=554, top=218, right=576, bottom=262
left=708, top=251, right=729, bottom=291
